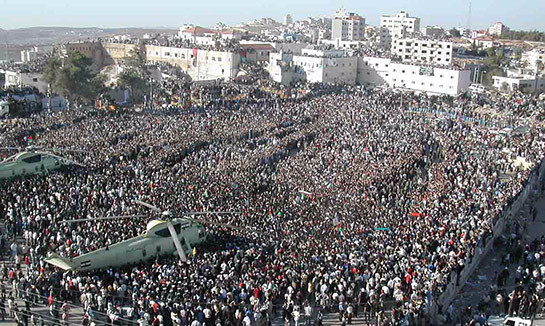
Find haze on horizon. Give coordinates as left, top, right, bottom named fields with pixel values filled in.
left=1, top=0, right=544, bottom=31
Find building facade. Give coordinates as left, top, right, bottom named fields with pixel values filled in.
left=493, top=76, right=545, bottom=93
left=380, top=11, right=420, bottom=47
left=331, top=8, right=365, bottom=41
left=357, top=57, right=471, bottom=96
left=421, top=26, right=445, bottom=39
left=284, top=14, right=293, bottom=26
left=102, top=42, right=141, bottom=66
left=488, top=22, right=507, bottom=37
left=145, top=45, right=240, bottom=81
left=0, top=69, right=48, bottom=94
left=391, top=38, right=454, bottom=65
left=61, top=41, right=104, bottom=68
left=268, top=48, right=357, bottom=85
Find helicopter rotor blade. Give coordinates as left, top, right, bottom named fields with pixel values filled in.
left=167, top=220, right=188, bottom=263
left=134, top=200, right=162, bottom=213
left=179, top=211, right=241, bottom=216
left=48, top=148, right=91, bottom=154
left=174, top=213, right=272, bottom=238
left=0, top=147, right=23, bottom=151
left=61, top=215, right=146, bottom=224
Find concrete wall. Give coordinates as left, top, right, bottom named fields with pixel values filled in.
left=432, top=159, right=545, bottom=322
left=102, top=42, right=140, bottom=66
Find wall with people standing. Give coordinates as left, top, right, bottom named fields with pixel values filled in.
left=431, top=157, right=545, bottom=323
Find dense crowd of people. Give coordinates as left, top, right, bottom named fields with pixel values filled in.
left=0, top=85, right=544, bottom=326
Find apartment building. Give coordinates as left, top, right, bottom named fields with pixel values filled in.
left=391, top=38, right=454, bottom=65
left=380, top=11, right=420, bottom=47
left=331, top=8, right=366, bottom=41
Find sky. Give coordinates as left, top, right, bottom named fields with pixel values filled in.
left=0, top=0, right=544, bottom=31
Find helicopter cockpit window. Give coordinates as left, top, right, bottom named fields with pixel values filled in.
left=154, top=223, right=183, bottom=237
left=22, top=155, right=41, bottom=164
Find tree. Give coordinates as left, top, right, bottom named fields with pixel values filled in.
left=124, top=47, right=148, bottom=78
left=500, top=82, right=510, bottom=93
left=43, top=57, right=61, bottom=86
left=117, top=47, right=149, bottom=103
left=117, top=70, right=148, bottom=99
left=43, top=51, right=100, bottom=103
left=481, top=47, right=510, bottom=87
left=449, top=28, right=461, bottom=38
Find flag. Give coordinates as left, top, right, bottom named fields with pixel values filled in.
left=192, top=247, right=197, bottom=256
left=375, top=227, right=391, bottom=232
left=410, top=212, right=421, bottom=217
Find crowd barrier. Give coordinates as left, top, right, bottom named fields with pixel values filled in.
left=430, top=157, right=545, bottom=323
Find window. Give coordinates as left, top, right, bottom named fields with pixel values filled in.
left=22, top=155, right=41, bottom=164
left=156, top=246, right=161, bottom=253
left=32, top=78, right=38, bottom=82
left=154, top=223, right=188, bottom=237
left=218, top=57, right=222, bottom=61
left=142, top=249, right=147, bottom=257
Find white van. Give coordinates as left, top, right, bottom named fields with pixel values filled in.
left=468, top=84, right=487, bottom=94
left=487, top=316, right=532, bottom=326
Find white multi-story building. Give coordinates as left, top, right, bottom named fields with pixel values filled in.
left=268, top=48, right=357, bottom=85
left=421, top=26, right=445, bottom=39
left=357, top=57, right=471, bottom=96
left=284, top=14, right=293, bottom=26
left=391, top=38, right=454, bottom=65
left=488, top=22, right=507, bottom=37
left=144, top=45, right=240, bottom=81
left=331, top=8, right=365, bottom=41
left=380, top=11, right=420, bottom=47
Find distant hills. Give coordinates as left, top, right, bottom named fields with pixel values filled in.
left=0, top=27, right=177, bottom=45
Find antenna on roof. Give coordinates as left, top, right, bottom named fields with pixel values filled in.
left=466, top=0, right=472, bottom=32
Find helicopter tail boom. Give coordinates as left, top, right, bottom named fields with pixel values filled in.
left=44, top=253, right=78, bottom=271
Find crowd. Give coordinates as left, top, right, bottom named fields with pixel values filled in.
left=0, top=52, right=56, bottom=74
left=0, top=85, right=544, bottom=326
